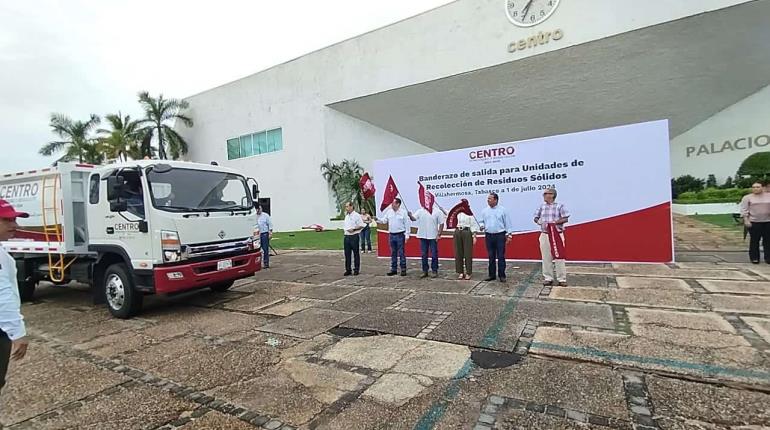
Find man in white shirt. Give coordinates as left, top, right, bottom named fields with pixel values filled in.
left=0, top=199, right=30, bottom=393
left=409, top=206, right=445, bottom=278
left=255, top=205, right=274, bottom=268
left=376, top=198, right=410, bottom=276
left=343, top=202, right=366, bottom=276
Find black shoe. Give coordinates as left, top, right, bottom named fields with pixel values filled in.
left=400, top=271, right=407, bottom=276
left=343, top=271, right=352, bottom=276
left=420, top=272, right=429, bottom=279
left=557, top=281, right=567, bottom=287
left=387, top=271, right=398, bottom=276
left=353, top=271, right=359, bottom=276
left=752, top=260, right=760, bottom=264
left=431, top=272, right=438, bottom=278
left=499, top=277, right=507, bottom=283
left=484, top=277, right=496, bottom=282
left=543, top=280, right=554, bottom=286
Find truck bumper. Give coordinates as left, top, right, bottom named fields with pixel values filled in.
left=153, top=250, right=262, bottom=294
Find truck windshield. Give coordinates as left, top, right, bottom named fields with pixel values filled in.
left=146, top=167, right=252, bottom=212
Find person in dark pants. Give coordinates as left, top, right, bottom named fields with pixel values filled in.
left=0, top=199, right=30, bottom=393
left=343, top=202, right=366, bottom=276
left=256, top=205, right=273, bottom=268
left=360, top=209, right=373, bottom=253
left=376, top=199, right=411, bottom=276
left=478, top=193, right=513, bottom=282
left=740, top=182, right=770, bottom=263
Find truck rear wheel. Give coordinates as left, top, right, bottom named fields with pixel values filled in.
left=209, top=280, right=234, bottom=292
left=104, top=263, right=143, bottom=319
left=18, top=279, right=36, bottom=303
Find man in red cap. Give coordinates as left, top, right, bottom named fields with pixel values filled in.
left=0, top=199, right=30, bottom=393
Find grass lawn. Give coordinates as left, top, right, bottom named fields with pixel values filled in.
left=690, top=214, right=742, bottom=230
left=271, top=229, right=378, bottom=250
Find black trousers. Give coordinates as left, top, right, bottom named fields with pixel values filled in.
left=748, top=221, right=770, bottom=262
left=0, top=330, right=11, bottom=393
left=344, top=234, right=361, bottom=273
left=485, top=232, right=507, bottom=279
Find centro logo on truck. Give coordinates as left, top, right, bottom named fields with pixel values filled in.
left=469, top=146, right=516, bottom=161
left=0, top=182, right=40, bottom=199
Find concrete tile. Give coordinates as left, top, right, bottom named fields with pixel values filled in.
left=391, top=340, right=470, bottom=378
left=0, top=343, right=129, bottom=425
left=299, top=285, right=360, bottom=300
left=742, top=317, right=770, bottom=344
left=495, top=408, right=626, bottom=429
left=327, top=288, right=411, bottom=313
left=363, top=373, right=433, bottom=406
left=26, top=383, right=196, bottom=430
left=616, top=277, right=692, bottom=291
left=341, top=310, right=436, bottom=337
left=550, top=287, right=705, bottom=310
left=698, top=279, right=770, bottom=295
left=322, top=334, right=425, bottom=371
left=258, top=300, right=316, bottom=316
left=701, top=294, right=770, bottom=315
left=517, top=300, right=615, bottom=329
left=647, top=375, right=770, bottom=429
left=477, top=358, right=629, bottom=420
left=139, top=306, right=271, bottom=340
left=561, top=274, right=610, bottom=287
left=179, top=411, right=257, bottom=429
left=627, top=309, right=736, bottom=333
left=258, top=308, right=358, bottom=339
left=283, top=358, right=366, bottom=404
left=219, top=292, right=285, bottom=312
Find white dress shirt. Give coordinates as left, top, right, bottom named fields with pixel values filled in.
left=413, top=208, right=445, bottom=240
left=377, top=207, right=410, bottom=238
left=344, top=211, right=366, bottom=236
left=0, top=247, right=25, bottom=340
left=456, top=213, right=479, bottom=232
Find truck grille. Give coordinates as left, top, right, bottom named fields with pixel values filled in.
left=185, top=238, right=252, bottom=259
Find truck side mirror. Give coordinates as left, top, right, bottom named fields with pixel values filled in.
left=252, top=184, right=258, bottom=199
left=107, top=175, right=125, bottom=201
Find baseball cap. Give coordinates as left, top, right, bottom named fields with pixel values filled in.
left=0, top=199, right=29, bottom=219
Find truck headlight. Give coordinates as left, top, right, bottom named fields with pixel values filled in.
left=161, top=230, right=186, bottom=262
left=250, top=227, right=261, bottom=250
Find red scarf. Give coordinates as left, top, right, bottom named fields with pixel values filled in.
left=546, top=223, right=566, bottom=259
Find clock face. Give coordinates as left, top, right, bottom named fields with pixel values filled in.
left=505, top=0, right=561, bottom=27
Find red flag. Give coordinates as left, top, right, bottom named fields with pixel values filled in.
left=445, top=199, right=474, bottom=229
left=359, top=172, right=376, bottom=199
left=418, top=182, right=435, bottom=214
left=546, top=223, right=567, bottom=260
left=380, top=175, right=399, bottom=211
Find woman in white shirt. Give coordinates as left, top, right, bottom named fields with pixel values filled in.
left=453, top=212, right=479, bottom=280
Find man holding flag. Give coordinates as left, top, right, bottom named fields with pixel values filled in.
left=408, top=182, right=445, bottom=278
left=377, top=176, right=411, bottom=276
left=533, top=188, right=570, bottom=286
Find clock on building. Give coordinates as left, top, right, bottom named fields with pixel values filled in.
left=505, top=0, right=561, bottom=27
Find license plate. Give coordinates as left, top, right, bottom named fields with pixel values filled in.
left=217, top=259, right=232, bottom=271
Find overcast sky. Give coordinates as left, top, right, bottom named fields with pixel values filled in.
left=0, top=0, right=453, bottom=171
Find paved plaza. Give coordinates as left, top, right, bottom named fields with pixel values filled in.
left=1, top=216, right=769, bottom=429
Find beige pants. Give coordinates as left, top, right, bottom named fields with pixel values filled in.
left=539, top=232, right=566, bottom=282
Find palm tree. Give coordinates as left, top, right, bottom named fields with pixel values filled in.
left=97, top=112, right=143, bottom=161
left=137, top=91, right=193, bottom=160
left=320, top=159, right=375, bottom=216
left=39, top=113, right=102, bottom=164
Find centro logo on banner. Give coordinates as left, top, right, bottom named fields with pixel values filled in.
left=469, top=146, right=515, bottom=161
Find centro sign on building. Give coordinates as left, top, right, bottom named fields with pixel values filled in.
left=177, top=0, right=770, bottom=231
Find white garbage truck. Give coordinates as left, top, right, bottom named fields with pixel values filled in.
left=0, top=160, right=263, bottom=318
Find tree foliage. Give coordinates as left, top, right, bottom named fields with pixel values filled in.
left=39, top=113, right=102, bottom=164
left=320, top=159, right=375, bottom=216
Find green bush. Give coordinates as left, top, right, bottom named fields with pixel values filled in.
left=674, top=187, right=749, bottom=204
left=671, top=175, right=705, bottom=198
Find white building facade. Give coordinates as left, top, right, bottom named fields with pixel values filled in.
left=177, top=0, right=770, bottom=231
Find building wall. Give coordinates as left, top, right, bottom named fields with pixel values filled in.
left=178, top=0, right=754, bottom=230
left=670, top=84, right=770, bottom=184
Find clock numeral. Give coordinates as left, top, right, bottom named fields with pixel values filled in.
left=541, top=10, right=546, bottom=16
left=512, top=11, right=518, bottom=17
left=530, top=14, right=535, bottom=22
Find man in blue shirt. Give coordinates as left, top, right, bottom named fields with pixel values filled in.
left=478, top=193, right=513, bottom=282
left=256, top=205, right=273, bottom=268
left=0, top=199, right=30, bottom=393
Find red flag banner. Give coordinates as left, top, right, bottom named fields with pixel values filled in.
left=418, top=182, right=435, bottom=214
left=380, top=175, right=399, bottom=211
left=359, top=172, right=376, bottom=200
left=546, top=223, right=567, bottom=260
left=445, top=199, right=474, bottom=229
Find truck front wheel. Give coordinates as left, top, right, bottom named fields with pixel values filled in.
left=104, top=264, right=143, bottom=318
left=209, top=280, right=234, bottom=292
